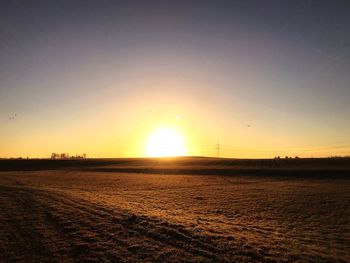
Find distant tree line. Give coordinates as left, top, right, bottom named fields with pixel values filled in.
left=274, top=156, right=299, bottom=159
left=51, top=153, right=87, bottom=159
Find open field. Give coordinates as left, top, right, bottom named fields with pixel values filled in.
left=0, top=158, right=349, bottom=262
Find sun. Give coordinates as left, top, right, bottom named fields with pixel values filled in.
left=145, top=127, right=186, bottom=157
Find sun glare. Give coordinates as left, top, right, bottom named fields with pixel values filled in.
left=145, top=127, right=186, bottom=157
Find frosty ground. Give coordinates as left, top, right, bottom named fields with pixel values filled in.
left=0, top=158, right=349, bottom=262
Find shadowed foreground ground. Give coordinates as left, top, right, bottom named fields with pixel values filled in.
left=0, top=158, right=349, bottom=262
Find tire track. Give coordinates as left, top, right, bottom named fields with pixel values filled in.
left=0, top=186, right=237, bottom=262
left=0, top=187, right=72, bottom=262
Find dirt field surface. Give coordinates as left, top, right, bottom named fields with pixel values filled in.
left=0, top=158, right=349, bottom=262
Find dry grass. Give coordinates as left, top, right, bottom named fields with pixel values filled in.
left=0, top=159, right=349, bottom=262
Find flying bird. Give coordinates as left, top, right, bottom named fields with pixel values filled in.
left=9, top=113, right=17, bottom=120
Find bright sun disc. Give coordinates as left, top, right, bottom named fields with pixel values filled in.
left=145, top=128, right=186, bottom=157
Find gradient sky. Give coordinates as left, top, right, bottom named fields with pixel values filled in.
left=1, top=0, right=350, bottom=158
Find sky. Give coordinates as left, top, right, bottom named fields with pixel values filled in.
left=0, top=0, right=350, bottom=158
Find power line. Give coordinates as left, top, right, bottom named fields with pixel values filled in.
left=215, top=142, right=222, bottom=157
left=199, top=140, right=350, bottom=157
